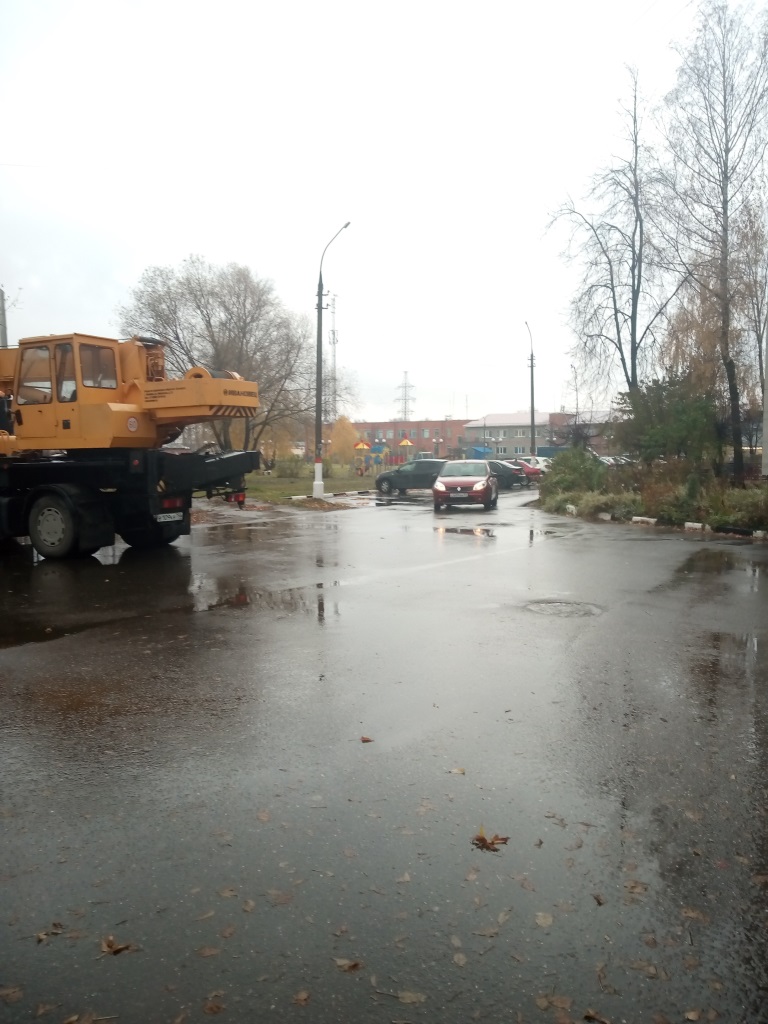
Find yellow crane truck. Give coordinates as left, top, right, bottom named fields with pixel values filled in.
left=0, top=332, right=260, bottom=559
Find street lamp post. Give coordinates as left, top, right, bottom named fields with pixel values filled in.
left=525, top=321, right=536, bottom=456
left=314, top=222, right=350, bottom=499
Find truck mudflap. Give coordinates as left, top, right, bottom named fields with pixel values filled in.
left=159, top=449, right=260, bottom=492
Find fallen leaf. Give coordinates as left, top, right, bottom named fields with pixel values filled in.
left=593, top=893, right=605, bottom=906
left=472, top=925, right=499, bottom=938
left=0, top=987, right=23, bottom=1005
left=219, top=924, right=235, bottom=939
left=203, top=1000, right=226, bottom=1014
left=267, top=889, right=294, bottom=906
left=450, top=935, right=462, bottom=948
left=242, top=899, right=256, bottom=913
left=35, top=1005, right=56, bottom=1018
left=361, top=736, right=374, bottom=743
left=584, top=1011, right=612, bottom=1024
left=100, top=934, right=137, bottom=955
left=535, top=912, right=553, bottom=928
left=396, top=872, right=411, bottom=883
left=196, top=910, right=215, bottom=921
left=497, top=909, right=511, bottom=925
left=333, top=958, right=363, bottom=972
left=471, top=826, right=509, bottom=853
left=453, top=952, right=467, bottom=967
left=398, top=991, right=426, bottom=1004
left=630, top=959, right=658, bottom=977
left=293, top=990, right=311, bottom=1005
left=449, top=767, right=466, bottom=775
left=685, top=1012, right=701, bottom=1022
left=566, top=836, right=583, bottom=851
left=681, top=907, right=710, bottom=924
left=624, top=879, right=649, bottom=894
left=751, top=873, right=768, bottom=886
left=197, top=947, right=221, bottom=957
left=683, top=955, right=700, bottom=970
left=465, top=866, right=479, bottom=882
left=218, top=887, right=237, bottom=898
left=545, top=812, right=567, bottom=827
left=256, top=809, right=271, bottom=823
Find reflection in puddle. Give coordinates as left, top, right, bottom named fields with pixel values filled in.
left=434, top=526, right=496, bottom=538
left=525, top=600, right=602, bottom=617
left=660, top=548, right=764, bottom=593
left=687, top=631, right=763, bottom=693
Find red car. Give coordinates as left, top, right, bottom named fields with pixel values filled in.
left=504, top=459, right=542, bottom=485
left=433, top=460, right=499, bottom=511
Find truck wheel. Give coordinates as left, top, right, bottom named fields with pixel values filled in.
left=28, top=494, right=78, bottom=559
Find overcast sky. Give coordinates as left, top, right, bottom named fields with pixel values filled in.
left=1, top=0, right=697, bottom=422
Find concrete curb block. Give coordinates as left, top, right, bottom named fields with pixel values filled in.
left=627, top=515, right=766, bottom=541
left=290, top=490, right=374, bottom=501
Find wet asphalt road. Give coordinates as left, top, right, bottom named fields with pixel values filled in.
left=1, top=489, right=768, bottom=1024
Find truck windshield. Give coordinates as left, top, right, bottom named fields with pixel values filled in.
left=17, top=346, right=53, bottom=405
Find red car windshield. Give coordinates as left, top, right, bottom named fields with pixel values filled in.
left=440, top=461, right=487, bottom=477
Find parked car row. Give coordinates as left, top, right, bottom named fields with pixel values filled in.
left=374, top=458, right=543, bottom=504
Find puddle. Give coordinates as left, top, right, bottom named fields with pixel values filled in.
left=525, top=600, right=603, bottom=617
left=434, top=526, right=495, bottom=538
left=657, top=548, right=764, bottom=592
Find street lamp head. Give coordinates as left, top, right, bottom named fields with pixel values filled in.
left=343, top=221, right=350, bottom=229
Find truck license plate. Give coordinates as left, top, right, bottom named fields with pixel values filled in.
left=155, top=512, right=184, bottom=523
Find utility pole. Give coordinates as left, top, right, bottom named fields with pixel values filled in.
left=395, top=372, right=415, bottom=421
left=526, top=322, right=536, bottom=456
left=0, top=288, right=8, bottom=349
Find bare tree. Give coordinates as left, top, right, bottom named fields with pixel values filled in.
left=736, top=196, right=768, bottom=396
left=555, top=70, right=682, bottom=396
left=118, top=256, right=323, bottom=451
left=658, top=0, right=768, bottom=482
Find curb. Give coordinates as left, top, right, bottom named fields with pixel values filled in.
left=290, top=490, right=374, bottom=501
left=628, top=515, right=766, bottom=541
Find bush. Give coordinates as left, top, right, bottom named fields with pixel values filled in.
left=540, top=490, right=643, bottom=520
left=274, top=456, right=308, bottom=477
left=707, top=486, right=768, bottom=530
left=540, top=449, right=607, bottom=497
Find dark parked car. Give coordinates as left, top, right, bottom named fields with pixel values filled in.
left=375, top=459, right=446, bottom=495
left=433, top=460, right=498, bottom=511
left=488, top=459, right=527, bottom=489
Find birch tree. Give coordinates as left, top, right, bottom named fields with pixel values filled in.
left=555, top=70, right=681, bottom=395
left=658, top=0, right=768, bottom=481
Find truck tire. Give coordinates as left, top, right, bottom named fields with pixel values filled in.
left=28, top=494, right=78, bottom=559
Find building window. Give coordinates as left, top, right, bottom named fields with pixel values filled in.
left=386, top=429, right=394, bottom=439
left=409, top=429, right=416, bottom=439
left=422, top=428, right=430, bottom=439
left=497, top=446, right=507, bottom=455
left=446, top=429, right=452, bottom=439
left=499, top=429, right=507, bottom=438
left=514, top=445, right=526, bottom=454
left=516, top=428, right=526, bottom=437
left=399, top=429, right=406, bottom=439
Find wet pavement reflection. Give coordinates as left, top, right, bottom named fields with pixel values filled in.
left=2, top=493, right=768, bottom=1022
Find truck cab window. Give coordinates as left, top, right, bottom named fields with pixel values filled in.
left=80, top=345, right=118, bottom=389
left=17, top=346, right=53, bottom=405
left=55, top=343, right=78, bottom=402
